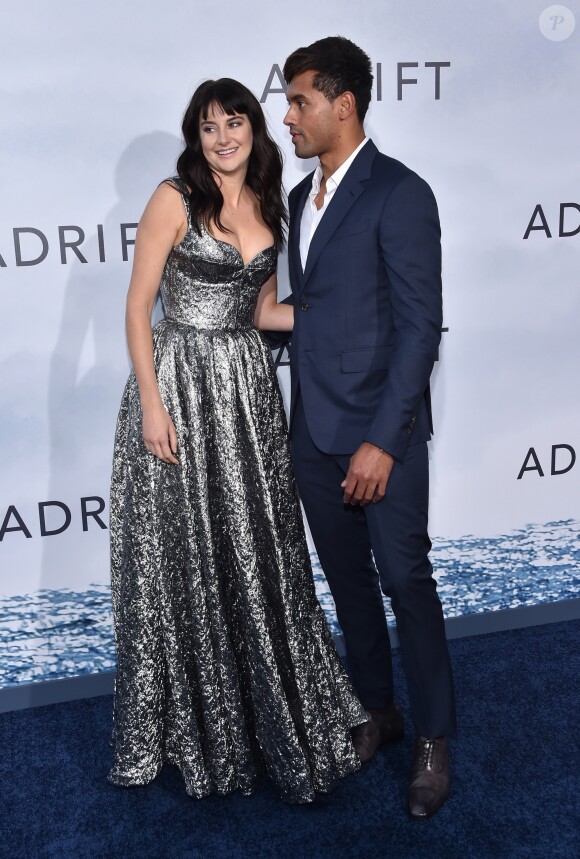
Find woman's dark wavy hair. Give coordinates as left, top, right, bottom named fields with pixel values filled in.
left=176, top=78, right=287, bottom=247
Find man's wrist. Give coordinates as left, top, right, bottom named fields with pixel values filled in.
left=363, top=440, right=394, bottom=459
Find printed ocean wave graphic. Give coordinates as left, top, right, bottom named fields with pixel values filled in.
left=1, top=520, right=579, bottom=687
left=315, top=519, right=580, bottom=634
left=0, top=587, right=115, bottom=686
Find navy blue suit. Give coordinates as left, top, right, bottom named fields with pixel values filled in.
left=288, top=140, right=456, bottom=738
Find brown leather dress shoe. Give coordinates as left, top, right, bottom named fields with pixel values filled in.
left=408, top=736, right=449, bottom=819
left=352, top=704, right=404, bottom=764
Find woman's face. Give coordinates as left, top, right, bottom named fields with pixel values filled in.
left=199, top=102, right=253, bottom=178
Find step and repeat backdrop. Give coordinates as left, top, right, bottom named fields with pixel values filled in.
left=1, top=1, right=578, bottom=687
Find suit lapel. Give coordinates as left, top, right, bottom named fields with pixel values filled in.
left=302, top=140, right=377, bottom=290
left=289, top=178, right=311, bottom=295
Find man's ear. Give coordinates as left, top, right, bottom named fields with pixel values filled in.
left=337, top=91, right=357, bottom=120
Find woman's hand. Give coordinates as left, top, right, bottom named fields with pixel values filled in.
left=142, top=403, right=179, bottom=464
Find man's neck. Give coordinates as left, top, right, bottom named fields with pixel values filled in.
left=319, top=131, right=366, bottom=182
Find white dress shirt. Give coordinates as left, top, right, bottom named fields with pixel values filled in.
left=299, top=137, right=369, bottom=271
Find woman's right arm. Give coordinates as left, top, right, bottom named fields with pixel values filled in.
left=125, top=183, right=187, bottom=464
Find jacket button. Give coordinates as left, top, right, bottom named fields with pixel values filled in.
left=300, top=303, right=310, bottom=311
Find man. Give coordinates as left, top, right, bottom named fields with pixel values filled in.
left=282, top=36, right=456, bottom=818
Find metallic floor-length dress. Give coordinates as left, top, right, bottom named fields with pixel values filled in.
left=108, top=178, right=365, bottom=803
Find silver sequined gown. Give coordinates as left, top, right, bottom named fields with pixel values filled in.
left=109, top=178, right=365, bottom=803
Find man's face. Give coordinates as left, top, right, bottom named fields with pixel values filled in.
left=283, top=70, right=341, bottom=160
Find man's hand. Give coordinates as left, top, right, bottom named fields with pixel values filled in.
left=341, top=442, right=394, bottom=506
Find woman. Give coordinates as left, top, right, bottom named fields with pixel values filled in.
left=108, top=78, right=365, bottom=803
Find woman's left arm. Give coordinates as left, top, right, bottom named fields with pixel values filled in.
left=253, top=274, right=294, bottom=331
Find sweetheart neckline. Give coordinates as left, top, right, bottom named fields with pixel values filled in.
left=204, top=228, right=275, bottom=268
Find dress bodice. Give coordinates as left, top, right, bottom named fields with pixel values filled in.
left=159, top=178, right=277, bottom=330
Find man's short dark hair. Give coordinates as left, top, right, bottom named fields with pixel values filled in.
left=283, top=36, right=373, bottom=122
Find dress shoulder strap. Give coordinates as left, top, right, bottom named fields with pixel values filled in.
left=160, top=176, right=192, bottom=228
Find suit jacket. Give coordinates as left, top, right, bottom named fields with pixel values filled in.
left=287, top=139, right=442, bottom=462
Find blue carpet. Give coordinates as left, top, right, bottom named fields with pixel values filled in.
left=1, top=620, right=579, bottom=859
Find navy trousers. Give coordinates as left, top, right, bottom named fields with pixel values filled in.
left=291, top=395, right=456, bottom=739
